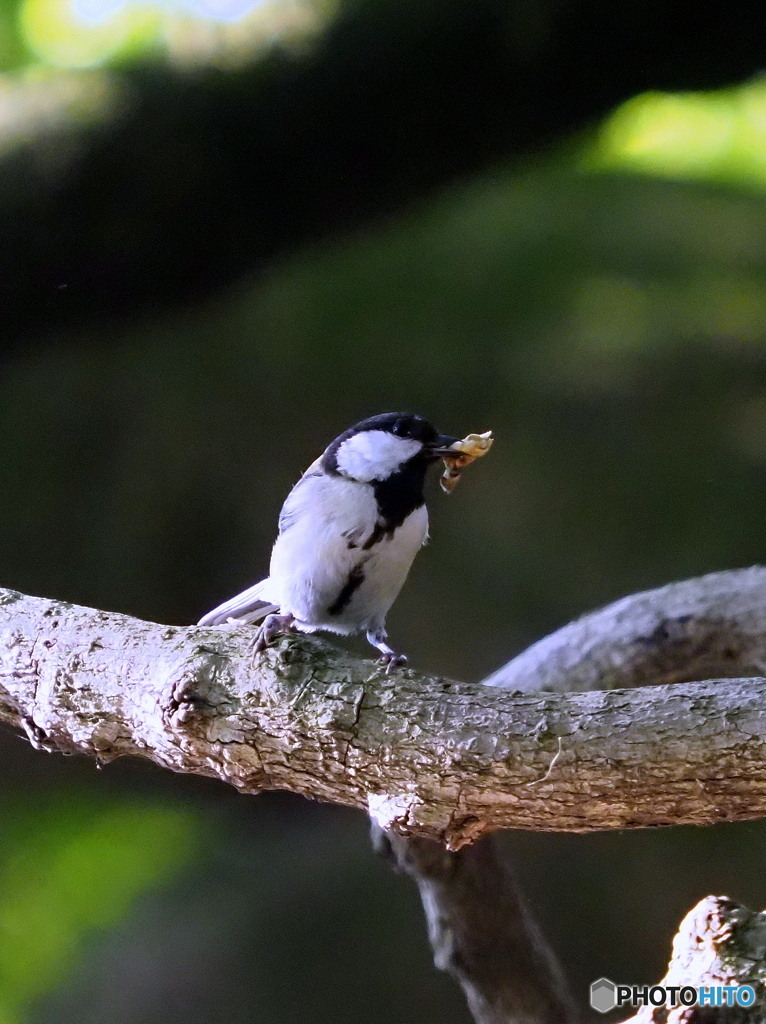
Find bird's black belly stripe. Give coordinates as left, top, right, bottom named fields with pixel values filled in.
left=362, top=522, right=387, bottom=550
left=328, top=564, right=366, bottom=615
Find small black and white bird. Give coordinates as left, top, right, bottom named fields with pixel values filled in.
left=198, top=412, right=463, bottom=670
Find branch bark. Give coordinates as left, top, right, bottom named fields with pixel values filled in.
left=622, top=895, right=766, bottom=1024
left=483, top=566, right=766, bottom=693
left=2, top=568, right=766, bottom=849
left=373, top=828, right=577, bottom=1024
left=380, top=568, right=766, bottom=1024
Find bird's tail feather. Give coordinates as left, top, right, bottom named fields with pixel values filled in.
left=197, top=579, right=279, bottom=626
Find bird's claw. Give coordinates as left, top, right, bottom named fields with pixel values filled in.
left=366, top=628, right=407, bottom=673
left=378, top=651, right=407, bottom=674
left=249, top=613, right=295, bottom=666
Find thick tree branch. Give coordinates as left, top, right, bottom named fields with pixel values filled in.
left=2, top=569, right=766, bottom=849
left=372, top=567, right=766, bottom=1024
left=382, top=566, right=766, bottom=1024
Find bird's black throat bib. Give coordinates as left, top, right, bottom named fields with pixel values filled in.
left=371, top=455, right=429, bottom=539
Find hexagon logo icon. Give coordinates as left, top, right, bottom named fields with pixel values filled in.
left=590, top=978, right=617, bottom=1014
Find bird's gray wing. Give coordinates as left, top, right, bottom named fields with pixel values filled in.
left=197, top=579, right=278, bottom=626
left=277, top=461, right=324, bottom=535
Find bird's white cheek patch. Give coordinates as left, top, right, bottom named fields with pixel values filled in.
left=335, top=431, right=422, bottom=482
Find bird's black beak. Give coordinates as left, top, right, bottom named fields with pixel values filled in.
left=428, top=434, right=461, bottom=457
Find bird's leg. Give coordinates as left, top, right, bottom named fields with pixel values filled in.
left=250, top=612, right=295, bottom=664
left=366, top=628, right=407, bottom=674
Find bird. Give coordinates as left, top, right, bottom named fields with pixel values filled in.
left=197, top=412, right=462, bottom=670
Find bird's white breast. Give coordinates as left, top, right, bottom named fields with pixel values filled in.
left=268, top=472, right=428, bottom=633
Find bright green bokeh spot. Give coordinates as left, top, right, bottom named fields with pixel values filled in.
left=0, top=798, right=198, bottom=1022
left=586, top=77, right=766, bottom=188
left=0, top=9, right=31, bottom=71
left=20, top=0, right=159, bottom=67
left=16, top=0, right=334, bottom=69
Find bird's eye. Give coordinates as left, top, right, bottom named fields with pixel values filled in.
left=392, top=421, right=407, bottom=437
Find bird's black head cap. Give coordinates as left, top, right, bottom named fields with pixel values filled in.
left=321, top=413, right=458, bottom=536
left=347, top=412, right=439, bottom=445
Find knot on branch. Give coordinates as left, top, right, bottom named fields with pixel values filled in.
left=20, top=714, right=57, bottom=753
left=163, top=644, right=237, bottom=728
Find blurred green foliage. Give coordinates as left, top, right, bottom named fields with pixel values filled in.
left=0, top=0, right=333, bottom=72
left=6, top=160, right=766, bottom=678
left=589, top=77, right=766, bottom=189
left=0, top=0, right=29, bottom=69
left=0, top=796, right=198, bottom=1023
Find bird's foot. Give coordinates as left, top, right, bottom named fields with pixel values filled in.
left=250, top=613, right=295, bottom=665
left=366, top=629, right=407, bottom=674
left=378, top=651, right=408, bottom=674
